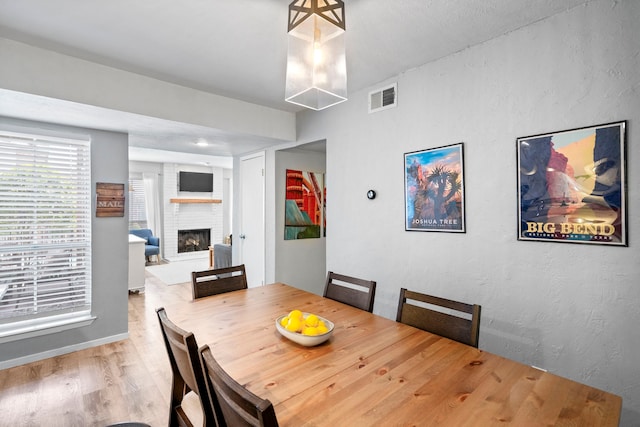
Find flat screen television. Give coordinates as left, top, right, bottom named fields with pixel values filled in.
left=178, top=171, right=213, bottom=192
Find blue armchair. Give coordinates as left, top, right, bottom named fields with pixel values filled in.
left=129, top=228, right=160, bottom=262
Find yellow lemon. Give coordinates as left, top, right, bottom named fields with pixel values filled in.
left=285, top=316, right=302, bottom=333
left=280, top=316, right=289, bottom=327
left=305, top=314, right=319, bottom=327
left=317, top=319, right=326, bottom=329
left=302, top=326, right=319, bottom=336
left=288, top=309, right=303, bottom=320
left=316, top=323, right=329, bottom=334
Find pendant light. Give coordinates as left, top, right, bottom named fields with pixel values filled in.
left=285, top=0, right=347, bottom=110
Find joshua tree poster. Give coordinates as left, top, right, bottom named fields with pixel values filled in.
left=517, top=121, right=627, bottom=246
left=405, top=143, right=465, bottom=232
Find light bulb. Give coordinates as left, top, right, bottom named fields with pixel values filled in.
left=313, top=21, right=323, bottom=65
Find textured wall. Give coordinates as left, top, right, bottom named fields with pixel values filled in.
left=297, top=0, right=640, bottom=424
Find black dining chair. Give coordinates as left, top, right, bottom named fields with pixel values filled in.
left=199, top=345, right=279, bottom=427
left=191, top=264, right=248, bottom=300
left=323, top=271, right=376, bottom=312
left=156, top=307, right=220, bottom=426
left=396, top=288, right=481, bottom=348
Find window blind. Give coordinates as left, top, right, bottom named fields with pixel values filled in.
left=128, top=177, right=147, bottom=229
left=0, top=131, right=92, bottom=326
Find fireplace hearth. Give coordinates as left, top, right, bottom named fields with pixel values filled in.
left=178, top=228, right=210, bottom=253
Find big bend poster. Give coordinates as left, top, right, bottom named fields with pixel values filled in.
left=517, top=121, right=627, bottom=246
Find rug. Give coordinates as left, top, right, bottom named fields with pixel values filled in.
left=145, top=258, right=209, bottom=285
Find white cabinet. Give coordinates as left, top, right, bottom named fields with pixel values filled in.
left=128, top=234, right=146, bottom=292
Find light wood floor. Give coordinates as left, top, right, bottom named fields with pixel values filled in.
left=0, top=272, right=194, bottom=427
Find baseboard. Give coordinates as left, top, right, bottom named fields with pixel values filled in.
left=0, top=332, right=129, bottom=370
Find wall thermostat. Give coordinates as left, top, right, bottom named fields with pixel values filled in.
left=367, top=190, right=376, bottom=200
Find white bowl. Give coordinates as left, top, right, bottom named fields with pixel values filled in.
left=275, top=313, right=334, bottom=347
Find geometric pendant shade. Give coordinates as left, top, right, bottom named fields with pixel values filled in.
left=285, top=0, right=347, bottom=110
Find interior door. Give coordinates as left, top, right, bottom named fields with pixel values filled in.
left=239, top=153, right=265, bottom=287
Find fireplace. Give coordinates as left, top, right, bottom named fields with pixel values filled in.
left=177, top=228, right=210, bottom=253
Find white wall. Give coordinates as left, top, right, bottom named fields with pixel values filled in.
left=0, top=117, right=130, bottom=368
left=130, top=161, right=232, bottom=260
left=0, top=38, right=295, bottom=143
left=275, top=148, right=327, bottom=294
left=297, top=0, right=640, bottom=423
left=129, top=160, right=163, bottom=176
left=162, top=163, right=225, bottom=260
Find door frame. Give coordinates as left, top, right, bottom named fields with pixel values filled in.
left=238, top=151, right=266, bottom=286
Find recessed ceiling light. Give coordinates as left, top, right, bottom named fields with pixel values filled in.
left=196, top=139, right=209, bottom=147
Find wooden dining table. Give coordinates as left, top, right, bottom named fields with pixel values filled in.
left=167, top=283, right=621, bottom=426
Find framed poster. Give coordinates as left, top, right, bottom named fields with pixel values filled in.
left=404, top=143, right=465, bottom=232
left=284, top=169, right=324, bottom=240
left=517, top=121, right=627, bottom=246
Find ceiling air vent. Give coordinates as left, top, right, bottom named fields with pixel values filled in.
left=368, top=83, right=397, bottom=113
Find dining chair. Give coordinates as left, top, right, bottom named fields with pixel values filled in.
left=323, top=271, right=377, bottom=312
left=199, top=345, right=279, bottom=427
left=156, top=307, right=219, bottom=427
left=191, top=264, right=248, bottom=300
left=396, top=288, right=481, bottom=348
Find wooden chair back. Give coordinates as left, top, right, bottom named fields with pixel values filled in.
left=396, top=288, right=481, bottom=348
left=323, top=271, right=376, bottom=312
left=191, top=264, right=248, bottom=300
left=199, top=345, right=279, bottom=427
left=156, top=307, right=218, bottom=427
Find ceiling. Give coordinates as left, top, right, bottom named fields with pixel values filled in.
left=0, top=0, right=589, bottom=163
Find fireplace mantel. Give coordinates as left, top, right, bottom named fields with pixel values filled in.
left=170, top=198, right=221, bottom=204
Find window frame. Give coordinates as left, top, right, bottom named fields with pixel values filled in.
left=128, top=174, right=148, bottom=229
left=0, top=128, right=95, bottom=342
